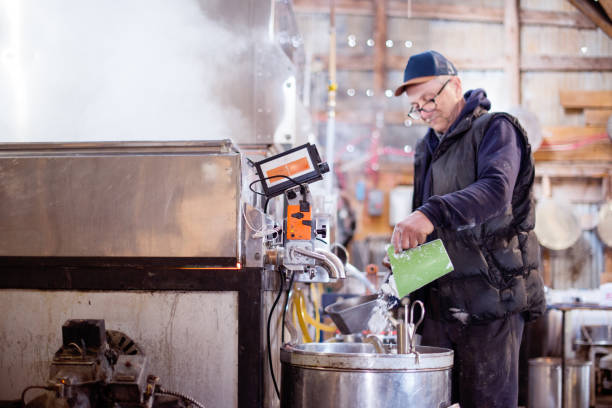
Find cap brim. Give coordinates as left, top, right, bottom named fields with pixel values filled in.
left=394, top=75, right=436, bottom=96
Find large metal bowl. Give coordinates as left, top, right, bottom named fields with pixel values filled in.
left=280, top=342, right=454, bottom=408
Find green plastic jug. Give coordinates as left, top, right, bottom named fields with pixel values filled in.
left=387, top=239, right=454, bottom=298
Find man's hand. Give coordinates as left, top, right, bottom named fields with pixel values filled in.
left=391, top=211, right=434, bottom=253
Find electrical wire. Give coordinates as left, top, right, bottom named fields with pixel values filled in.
left=155, top=387, right=206, bottom=408
left=539, top=132, right=608, bottom=151
left=21, top=386, right=52, bottom=407
left=281, top=270, right=296, bottom=344
left=263, top=197, right=271, bottom=214
left=248, top=174, right=306, bottom=197
left=267, top=267, right=285, bottom=400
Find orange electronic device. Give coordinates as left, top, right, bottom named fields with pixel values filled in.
left=286, top=203, right=312, bottom=240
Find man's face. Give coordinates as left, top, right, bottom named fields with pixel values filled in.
left=405, top=76, right=462, bottom=133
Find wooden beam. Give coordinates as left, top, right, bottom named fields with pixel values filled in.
left=521, top=55, right=612, bottom=71
left=542, top=126, right=607, bottom=142
left=534, top=141, right=612, bottom=161
left=560, top=91, right=612, bottom=109
left=601, top=0, right=612, bottom=21
left=315, top=110, right=424, bottom=126
left=373, top=0, right=387, bottom=96
left=386, top=55, right=504, bottom=71
left=313, top=54, right=504, bottom=72
left=314, top=54, right=612, bottom=72
left=519, top=9, right=595, bottom=29
left=535, top=162, right=611, bottom=178
left=585, top=109, right=612, bottom=127
left=293, top=0, right=596, bottom=28
left=535, top=126, right=611, bottom=162
left=568, top=0, right=612, bottom=38
left=386, top=2, right=502, bottom=23
left=505, top=0, right=521, bottom=106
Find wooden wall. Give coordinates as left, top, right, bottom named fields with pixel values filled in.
left=294, top=0, right=612, bottom=284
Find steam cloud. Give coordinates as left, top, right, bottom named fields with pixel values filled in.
left=0, top=0, right=250, bottom=142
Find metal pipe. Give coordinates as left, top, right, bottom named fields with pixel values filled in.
left=290, top=247, right=339, bottom=279
left=315, top=248, right=345, bottom=279
left=364, top=334, right=387, bottom=354
left=345, top=263, right=376, bottom=293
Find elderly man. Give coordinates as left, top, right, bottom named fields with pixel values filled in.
left=391, top=50, right=545, bottom=407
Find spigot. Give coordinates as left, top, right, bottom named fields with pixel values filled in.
left=364, top=334, right=387, bottom=354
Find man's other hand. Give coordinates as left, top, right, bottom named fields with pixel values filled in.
left=391, top=211, right=434, bottom=253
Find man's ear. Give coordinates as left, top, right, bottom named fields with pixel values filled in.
left=451, top=76, right=462, bottom=99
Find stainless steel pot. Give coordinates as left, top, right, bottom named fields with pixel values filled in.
left=280, top=342, right=454, bottom=408
left=581, top=324, right=612, bottom=344
left=528, top=357, right=591, bottom=408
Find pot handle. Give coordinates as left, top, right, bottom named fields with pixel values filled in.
left=581, top=326, right=593, bottom=343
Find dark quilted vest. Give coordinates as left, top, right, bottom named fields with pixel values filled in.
left=413, top=109, right=545, bottom=323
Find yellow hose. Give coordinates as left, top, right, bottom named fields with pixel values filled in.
left=308, top=284, right=320, bottom=342
left=298, top=288, right=336, bottom=333
left=293, top=290, right=312, bottom=343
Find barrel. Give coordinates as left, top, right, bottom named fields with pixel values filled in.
left=280, top=342, right=454, bottom=408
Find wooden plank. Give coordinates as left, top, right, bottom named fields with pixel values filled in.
left=601, top=0, right=612, bottom=21
left=522, top=55, right=612, bottom=71
left=312, top=54, right=372, bottom=71
left=534, top=141, right=612, bottom=161
left=386, top=54, right=504, bottom=71
left=560, top=91, right=612, bottom=109
left=293, top=0, right=596, bottom=28
left=315, top=110, right=424, bottom=126
left=535, top=162, right=611, bottom=178
left=519, top=9, right=595, bottom=29
left=568, top=0, right=612, bottom=38
left=604, top=247, right=612, bottom=279
left=313, top=54, right=504, bottom=72
left=534, top=126, right=612, bottom=161
left=373, top=0, right=386, bottom=96
left=315, top=54, right=612, bottom=73
left=386, top=1, right=502, bottom=23
left=585, top=109, right=612, bottom=127
left=542, top=126, right=607, bottom=142
left=293, top=0, right=373, bottom=16
left=505, top=0, right=521, bottom=106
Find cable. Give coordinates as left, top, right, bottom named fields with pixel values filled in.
left=316, top=237, right=328, bottom=245
left=21, top=386, right=52, bottom=407
left=156, top=387, right=206, bottom=408
left=281, top=270, right=296, bottom=343
left=248, top=175, right=306, bottom=197
left=264, top=197, right=271, bottom=214
left=267, top=267, right=285, bottom=400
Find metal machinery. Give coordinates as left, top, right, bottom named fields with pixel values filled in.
left=23, top=319, right=201, bottom=408
left=0, top=1, right=334, bottom=408
left=250, top=143, right=345, bottom=283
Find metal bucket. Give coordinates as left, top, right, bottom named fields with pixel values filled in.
left=280, top=342, right=454, bottom=408
left=564, top=359, right=591, bottom=408
left=528, top=357, right=592, bottom=408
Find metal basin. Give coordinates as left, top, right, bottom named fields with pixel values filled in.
left=581, top=325, right=612, bottom=344
left=280, top=342, right=454, bottom=408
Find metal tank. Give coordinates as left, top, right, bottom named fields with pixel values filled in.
left=280, top=343, right=453, bottom=408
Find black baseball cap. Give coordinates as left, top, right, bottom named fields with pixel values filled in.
left=394, top=50, right=458, bottom=97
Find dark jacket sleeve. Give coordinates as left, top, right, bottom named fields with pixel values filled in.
left=417, top=117, right=523, bottom=230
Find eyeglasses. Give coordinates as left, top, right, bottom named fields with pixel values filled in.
left=406, top=79, right=450, bottom=120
